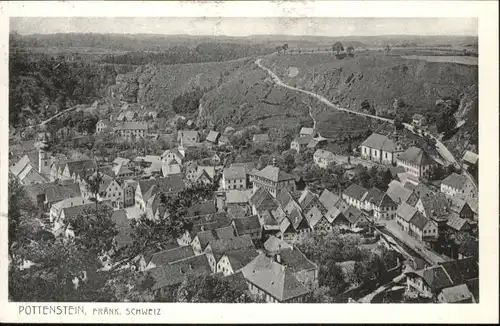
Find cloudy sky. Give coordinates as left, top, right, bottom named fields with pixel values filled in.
left=10, top=17, right=478, bottom=37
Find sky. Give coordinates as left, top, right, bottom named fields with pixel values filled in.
left=10, top=17, right=478, bottom=37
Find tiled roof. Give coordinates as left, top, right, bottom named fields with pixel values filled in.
left=178, top=130, right=199, bottom=140
left=161, top=162, right=182, bottom=177
left=253, top=165, right=295, bottom=183
left=439, top=284, right=473, bottom=303
left=288, top=207, right=306, bottom=230
left=398, top=146, right=435, bottom=166
left=227, top=205, right=248, bottom=219
left=389, top=165, right=406, bottom=177
left=223, top=166, right=247, bottom=180
left=65, top=160, right=96, bottom=176
left=206, top=130, right=220, bottom=143
left=278, top=247, right=317, bottom=272
left=396, top=203, right=418, bottom=222
left=149, top=254, right=212, bottom=290
left=387, top=180, right=414, bottom=205
left=230, top=162, right=256, bottom=174
left=250, top=188, right=278, bottom=212
left=419, top=193, right=450, bottom=218
left=409, top=212, right=431, bottom=230
left=10, top=155, right=32, bottom=177
left=209, top=234, right=255, bottom=261
left=343, top=206, right=365, bottom=224
left=149, top=246, right=195, bottom=267
left=314, top=149, right=335, bottom=160
left=52, top=196, right=93, bottom=211
left=263, top=235, right=292, bottom=253
left=300, top=127, right=315, bottom=136
left=442, top=173, right=468, bottom=190
left=318, top=189, right=341, bottom=212
left=113, top=164, right=133, bottom=177
left=298, top=189, right=317, bottom=210
left=410, top=266, right=453, bottom=291
left=446, top=214, right=468, bottom=231
left=26, top=181, right=81, bottom=204
left=305, top=206, right=324, bottom=228
left=224, top=271, right=248, bottom=293
left=412, top=113, right=425, bottom=120
left=61, top=202, right=97, bottom=219
left=361, top=133, right=399, bottom=152
left=361, top=187, right=385, bottom=206
left=196, top=226, right=236, bottom=249
left=438, top=257, right=478, bottom=285
left=458, top=236, right=478, bottom=259
left=241, top=254, right=311, bottom=302
left=224, top=249, right=260, bottom=271
left=113, top=157, right=130, bottom=166
left=462, top=151, right=478, bottom=165
left=232, top=215, right=261, bottom=235
left=116, top=122, right=147, bottom=130
left=293, top=136, right=313, bottom=145
left=226, top=189, right=251, bottom=204
left=343, top=183, right=368, bottom=201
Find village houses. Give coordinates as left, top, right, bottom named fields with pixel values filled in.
left=222, top=166, right=247, bottom=191
left=313, top=149, right=336, bottom=169
left=115, top=122, right=148, bottom=139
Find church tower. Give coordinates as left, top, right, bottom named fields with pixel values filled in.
left=38, top=133, right=53, bottom=176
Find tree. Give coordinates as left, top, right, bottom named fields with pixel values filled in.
left=332, top=41, right=344, bottom=55
left=346, top=46, right=354, bottom=56
left=84, top=170, right=104, bottom=215
left=172, top=274, right=253, bottom=303
left=282, top=43, right=289, bottom=55
left=384, top=44, right=391, bottom=54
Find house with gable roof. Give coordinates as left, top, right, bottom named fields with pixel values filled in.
left=313, top=149, right=336, bottom=168
left=342, top=183, right=368, bottom=210
left=222, top=166, right=247, bottom=190
left=299, top=127, right=316, bottom=138
left=360, top=132, right=404, bottom=165
left=204, top=234, right=255, bottom=272
left=240, top=252, right=313, bottom=303
left=405, top=257, right=478, bottom=302
left=177, top=130, right=200, bottom=147
left=396, top=146, right=437, bottom=179
left=143, top=245, right=195, bottom=271
left=441, top=172, right=477, bottom=200
left=361, top=187, right=398, bottom=220
left=251, top=161, right=296, bottom=198
left=461, top=150, right=478, bottom=171
left=217, top=249, right=260, bottom=276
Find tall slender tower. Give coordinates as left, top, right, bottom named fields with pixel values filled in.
left=38, top=133, right=52, bottom=176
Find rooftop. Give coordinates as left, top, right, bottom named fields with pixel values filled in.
left=241, top=253, right=311, bottom=302
left=442, top=173, right=468, bottom=190
left=223, top=166, right=247, bottom=180
left=398, top=146, right=435, bottom=166
left=253, top=165, right=295, bottom=183
left=343, top=183, right=368, bottom=201
left=361, top=133, right=401, bottom=152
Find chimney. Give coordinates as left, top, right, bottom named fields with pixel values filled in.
left=272, top=157, right=277, bottom=167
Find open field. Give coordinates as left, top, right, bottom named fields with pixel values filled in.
left=401, top=55, right=478, bottom=66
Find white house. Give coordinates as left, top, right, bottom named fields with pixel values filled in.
left=396, top=146, right=437, bottom=179
left=360, top=133, right=403, bottom=165
left=313, top=149, right=335, bottom=169
left=341, top=183, right=368, bottom=210
left=222, top=166, right=247, bottom=191
left=440, top=173, right=477, bottom=200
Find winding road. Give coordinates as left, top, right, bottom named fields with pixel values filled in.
left=255, top=57, right=461, bottom=170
